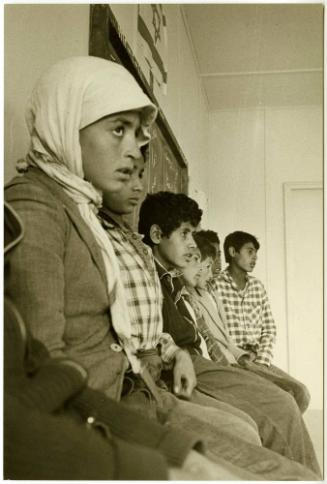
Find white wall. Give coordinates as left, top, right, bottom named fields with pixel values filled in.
left=264, top=106, right=323, bottom=370
left=4, top=4, right=90, bottom=183
left=284, top=183, right=323, bottom=410
left=207, top=105, right=323, bottom=379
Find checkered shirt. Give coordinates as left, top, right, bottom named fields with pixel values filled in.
left=216, top=270, right=277, bottom=366
left=100, top=212, right=180, bottom=364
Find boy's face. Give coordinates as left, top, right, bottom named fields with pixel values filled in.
left=196, top=256, right=214, bottom=290
left=153, top=222, right=197, bottom=270
left=211, top=242, right=222, bottom=276
left=181, top=249, right=202, bottom=288
left=102, top=156, right=146, bottom=214
left=80, top=110, right=143, bottom=196
left=232, top=242, right=258, bottom=272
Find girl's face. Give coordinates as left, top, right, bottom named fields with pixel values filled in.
left=79, top=110, right=144, bottom=196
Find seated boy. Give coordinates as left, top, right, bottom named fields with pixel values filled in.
left=96, top=153, right=321, bottom=479
left=138, top=191, right=320, bottom=477
left=215, top=231, right=310, bottom=411
left=218, top=231, right=276, bottom=365
left=188, top=230, right=311, bottom=413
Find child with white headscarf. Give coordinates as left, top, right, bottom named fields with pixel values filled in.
left=7, top=55, right=197, bottom=401
left=15, top=56, right=157, bottom=373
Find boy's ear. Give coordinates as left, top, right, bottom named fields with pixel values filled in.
left=149, top=224, right=162, bottom=245
left=228, top=246, right=236, bottom=258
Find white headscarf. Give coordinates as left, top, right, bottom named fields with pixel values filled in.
left=24, top=56, right=158, bottom=372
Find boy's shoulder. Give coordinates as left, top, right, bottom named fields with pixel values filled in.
left=216, top=271, right=266, bottom=293
left=216, top=269, right=232, bottom=284
left=246, top=275, right=267, bottom=293
left=99, top=208, right=130, bottom=231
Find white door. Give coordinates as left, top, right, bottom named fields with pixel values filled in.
left=284, top=182, right=323, bottom=410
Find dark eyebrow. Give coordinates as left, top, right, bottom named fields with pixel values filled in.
left=109, top=118, right=132, bottom=127
left=107, top=114, right=140, bottom=127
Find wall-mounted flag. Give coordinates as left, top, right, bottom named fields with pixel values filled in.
left=137, top=4, right=168, bottom=96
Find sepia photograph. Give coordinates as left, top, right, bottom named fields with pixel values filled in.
left=4, top=2, right=323, bottom=480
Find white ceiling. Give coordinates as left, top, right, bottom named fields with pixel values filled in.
left=183, top=4, right=324, bottom=110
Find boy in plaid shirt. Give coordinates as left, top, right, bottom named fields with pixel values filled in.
left=217, top=231, right=276, bottom=366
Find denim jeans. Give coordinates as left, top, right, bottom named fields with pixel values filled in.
left=191, top=353, right=321, bottom=477
left=165, top=394, right=319, bottom=480
left=241, top=360, right=311, bottom=413
left=122, top=382, right=320, bottom=480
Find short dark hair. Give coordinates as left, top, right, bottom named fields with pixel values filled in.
left=193, top=231, right=216, bottom=261
left=224, top=231, right=260, bottom=264
left=198, top=229, right=220, bottom=246
left=138, top=191, right=203, bottom=246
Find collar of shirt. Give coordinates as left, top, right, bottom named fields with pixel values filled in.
left=99, top=207, right=144, bottom=240
left=207, top=277, right=218, bottom=292
left=99, top=207, right=154, bottom=278
left=221, top=269, right=250, bottom=293
left=155, top=260, right=186, bottom=305
left=154, top=257, right=169, bottom=276
left=155, top=258, right=182, bottom=281
left=174, top=284, right=191, bottom=305
left=99, top=206, right=127, bottom=229
left=155, top=259, right=173, bottom=294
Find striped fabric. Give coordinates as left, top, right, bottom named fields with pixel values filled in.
left=181, top=290, right=230, bottom=365
left=216, top=270, right=277, bottom=366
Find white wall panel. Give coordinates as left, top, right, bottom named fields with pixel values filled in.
left=4, top=4, right=90, bottom=183
left=208, top=105, right=323, bottom=371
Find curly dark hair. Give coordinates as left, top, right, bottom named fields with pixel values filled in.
left=138, top=191, right=203, bottom=246
left=193, top=231, right=217, bottom=261
left=224, top=231, right=260, bottom=264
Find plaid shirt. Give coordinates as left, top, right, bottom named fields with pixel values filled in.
left=99, top=210, right=180, bottom=364
left=216, top=270, right=277, bottom=366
